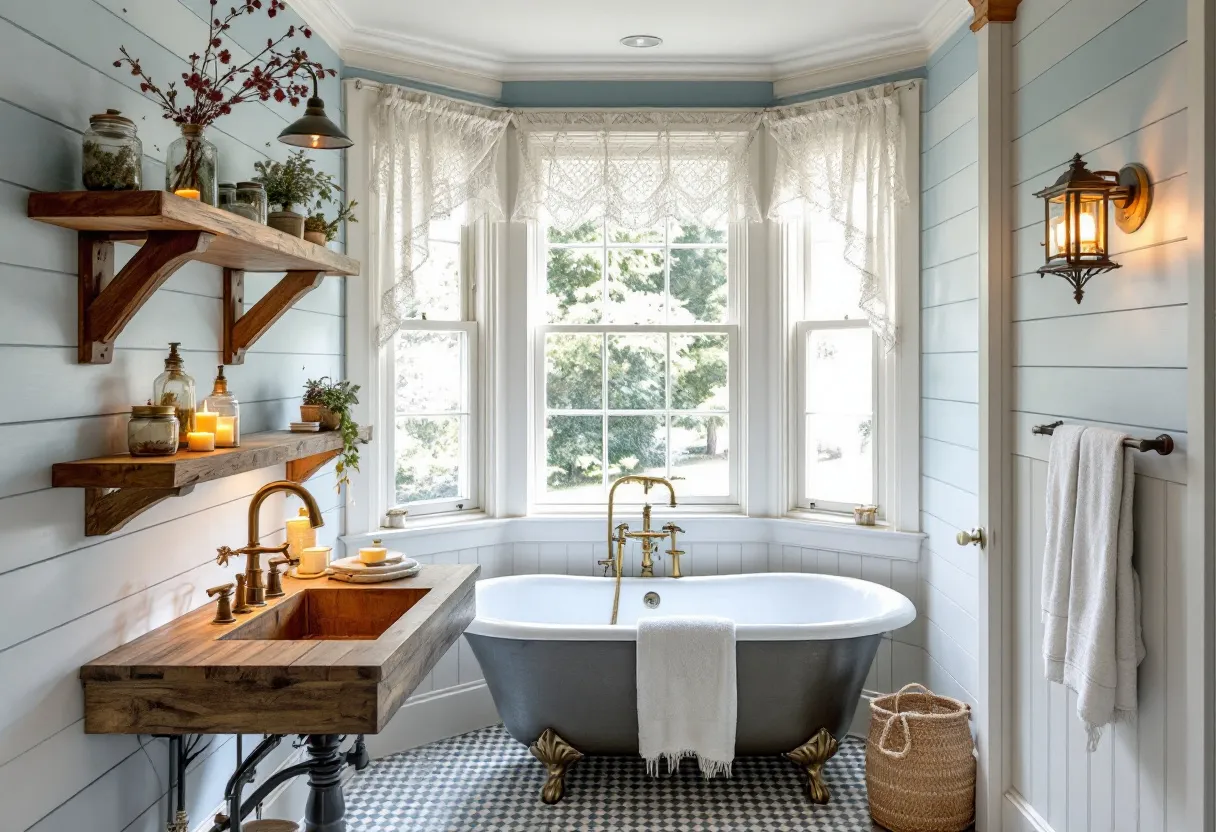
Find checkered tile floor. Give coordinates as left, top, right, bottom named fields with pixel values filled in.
left=344, top=725, right=883, bottom=831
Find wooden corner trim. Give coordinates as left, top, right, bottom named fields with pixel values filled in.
left=970, top=0, right=1022, bottom=31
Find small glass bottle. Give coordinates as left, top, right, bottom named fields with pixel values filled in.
left=127, top=404, right=179, bottom=456
left=203, top=365, right=240, bottom=448
left=153, top=342, right=196, bottom=445
left=83, top=110, right=142, bottom=191
left=166, top=124, right=218, bottom=205
left=235, top=181, right=268, bottom=224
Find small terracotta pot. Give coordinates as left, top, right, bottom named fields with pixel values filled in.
left=303, top=229, right=326, bottom=245
left=268, top=210, right=304, bottom=237
left=300, top=403, right=340, bottom=430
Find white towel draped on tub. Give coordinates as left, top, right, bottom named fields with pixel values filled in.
left=1042, top=426, right=1145, bottom=750
left=637, top=615, right=737, bottom=778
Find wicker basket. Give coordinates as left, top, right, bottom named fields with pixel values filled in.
left=866, top=683, right=976, bottom=832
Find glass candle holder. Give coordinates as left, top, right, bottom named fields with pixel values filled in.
left=203, top=365, right=240, bottom=447
left=166, top=125, right=218, bottom=206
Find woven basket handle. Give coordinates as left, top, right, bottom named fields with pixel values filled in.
left=893, top=682, right=934, bottom=714
left=877, top=712, right=912, bottom=759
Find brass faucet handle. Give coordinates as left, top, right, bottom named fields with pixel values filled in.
left=268, top=554, right=299, bottom=569
left=265, top=555, right=297, bottom=599
left=206, top=582, right=235, bottom=599
left=242, top=543, right=291, bottom=556
left=216, top=545, right=238, bottom=567
left=662, top=523, right=686, bottom=534
left=206, top=583, right=236, bottom=624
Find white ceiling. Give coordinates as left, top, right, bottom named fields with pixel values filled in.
left=294, top=0, right=970, bottom=92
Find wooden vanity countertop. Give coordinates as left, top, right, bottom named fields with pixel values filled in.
left=79, top=564, right=478, bottom=736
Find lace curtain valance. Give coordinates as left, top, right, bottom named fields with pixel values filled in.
left=370, top=87, right=512, bottom=341
left=511, top=110, right=762, bottom=233
left=765, top=84, right=909, bottom=348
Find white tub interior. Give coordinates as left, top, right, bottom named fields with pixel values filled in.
left=467, top=573, right=916, bottom=641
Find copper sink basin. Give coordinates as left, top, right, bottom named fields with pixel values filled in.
left=221, top=587, right=431, bottom=641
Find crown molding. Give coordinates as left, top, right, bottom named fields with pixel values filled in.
left=922, top=0, right=974, bottom=54
left=281, top=0, right=351, bottom=55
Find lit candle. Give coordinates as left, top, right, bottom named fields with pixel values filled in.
left=195, top=409, right=218, bottom=435
left=215, top=416, right=237, bottom=447
left=186, top=431, right=215, bottom=452
left=174, top=188, right=201, bottom=200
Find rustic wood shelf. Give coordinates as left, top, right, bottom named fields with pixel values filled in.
left=52, top=426, right=371, bottom=536
left=27, top=191, right=360, bottom=365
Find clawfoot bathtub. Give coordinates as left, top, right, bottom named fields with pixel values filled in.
left=465, top=573, right=916, bottom=804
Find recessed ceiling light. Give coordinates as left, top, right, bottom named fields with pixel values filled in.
left=621, top=35, right=663, bottom=48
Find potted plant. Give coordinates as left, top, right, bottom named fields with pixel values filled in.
left=115, top=1, right=335, bottom=206
left=252, top=150, right=339, bottom=236
left=301, top=377, right=361, bottom=488
left=304, top=199, right=357, bottom=246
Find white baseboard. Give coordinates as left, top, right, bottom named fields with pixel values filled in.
left=366, top=680, right=501, bottom=760
left=1003, top=790, right=1057, bottom=832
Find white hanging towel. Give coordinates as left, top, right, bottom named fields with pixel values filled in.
left=1042, top=426, right=1145, bottom=750
left=637, top=615, right=737, bottom=778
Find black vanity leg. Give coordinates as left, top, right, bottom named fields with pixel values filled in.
left=303, top=735, right=348, bottom=832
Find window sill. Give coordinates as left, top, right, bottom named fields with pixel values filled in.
left=342, top=512, right=922, bottom=561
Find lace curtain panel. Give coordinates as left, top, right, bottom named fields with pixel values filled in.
left=766, top=84, right=909, bottom=348
left=511, top=111, right=762, bottom=233
left=370, top=87, right=512, bottom=341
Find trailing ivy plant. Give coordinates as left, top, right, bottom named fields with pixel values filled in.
left=303, top=376, right=361, bottom=489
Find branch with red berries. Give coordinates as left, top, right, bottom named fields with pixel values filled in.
left=115, top=0, right=336, bottom=128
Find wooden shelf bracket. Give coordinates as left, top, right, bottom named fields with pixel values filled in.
left=85, top=485, right=196, bottom=536
left=286, top=449, right=342, bottom=484
left=79, top=231, right=214, bottom=364
left=224, top=268, right=326, bottom=365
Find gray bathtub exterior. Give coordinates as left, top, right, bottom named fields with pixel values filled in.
left=466, top=633, right=881, bottom=755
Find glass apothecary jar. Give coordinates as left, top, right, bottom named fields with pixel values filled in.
left=218, top=183, right=237, bottom=210
left=202, top=365, right=240, bottom=448
left=153, top=342, right=196, bottom=444
left=166, top=124, right=218, bottom=205
left=82, top=110, right=142, bottom=191
left=128, top=404, right=179, bottom=456
left=235, top=181, right=268, bottom=224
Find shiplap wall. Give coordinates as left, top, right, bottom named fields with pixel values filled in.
left=1005, top=1, right=1188, bottom=830
left=920, top=24, right=982, bottom=710
left=0, top=1, right=347, bottom=830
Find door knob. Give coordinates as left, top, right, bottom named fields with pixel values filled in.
left=956, top=528, right=986, bottom=549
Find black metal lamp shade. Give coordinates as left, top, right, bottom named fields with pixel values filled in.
left=278, top=95, right=352, bottom=149
left=1034, top=153, right=1151, bottom=304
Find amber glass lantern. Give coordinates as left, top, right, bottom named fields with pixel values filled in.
left=1034, top=153, right=1152, bottom=303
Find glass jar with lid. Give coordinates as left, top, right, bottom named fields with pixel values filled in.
left=82, top=109, right=142, bottom=191
left=218, top=183, right=237, bottom=210
left=202, top=365, right=240, bottom=447
left=153, top=342, right=196, bottom=445
left=235, top=181, right=268, bottom=224
left=128, top=404, right=179, bottom=456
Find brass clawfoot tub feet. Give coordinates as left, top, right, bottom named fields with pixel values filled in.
left=529, top=728, right=584, bottom=804
left=785, top=728, right=840, bottom=804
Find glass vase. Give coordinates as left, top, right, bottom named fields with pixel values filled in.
left=153, top=342, right=197, bottom=445
left=166, top=125, right=218, bottom=205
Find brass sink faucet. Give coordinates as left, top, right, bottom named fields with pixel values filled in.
left=603, top=475, right=680, bottom=624
left=217, top=480, right=324, bottom=608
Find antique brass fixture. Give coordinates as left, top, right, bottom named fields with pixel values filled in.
left=207, top=583, right=236, bottom=624
left=217, top=480, right=324, bottom=607
left=663, top=523, right=686, bottom=578
left=604, top=475, right=682, bottom=624
left=529, top=728, right=584, bottom=805
left=265, top=554, right=299, bottom=598
left=786, top=728, right=840, bottom=805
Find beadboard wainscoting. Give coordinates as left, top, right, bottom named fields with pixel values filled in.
left=920, top=23, right=982, bottom=712
left=0, top=2, right=346, bottom=831
left=1005, top=1, right=1189, bottom=830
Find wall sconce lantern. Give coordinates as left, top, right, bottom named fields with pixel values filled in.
left=1034, top=153, right=1152, bottom=303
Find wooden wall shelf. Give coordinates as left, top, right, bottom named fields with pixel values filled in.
left=52, top=427, right=371, bottom=536
left=27, top=191, right=360, bottom=364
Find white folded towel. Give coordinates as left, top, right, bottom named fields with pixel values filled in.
left=1042, top=426, right=1145, bottom=750
left=637, top=615, right=737, bottom=778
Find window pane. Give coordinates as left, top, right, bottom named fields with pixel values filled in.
left=609, top=222, right=664, bottom=245
left=671, top=334, right=728, bottom=411
left=545, top=415, right=603, bottom=501
left=608, top=334, right=666, bottom=410
left=395, top=416, right=466, bottom=504
left=669, top=248, right=727, bottom=324
left=608, top=415, right=666, bottom=480
left=412, top=240, right=462, bottom=321
left=395, top=331, right=465, bottom=414
left=548, top=221, right=602, bottom=245
left=805, top=328, right=874, bottom=506
left=607, top=249, right=665, bottom=324
left=546, top=333, right=602, bottom=410
left=670, top=219, right=727, bottom=245
left=672, top=415, right=730, bottom=496
left=546, top=248, right=603, bottom=324
left=806, top=211, right=864, bottom=321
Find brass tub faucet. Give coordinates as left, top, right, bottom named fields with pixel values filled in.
left=217, top=480, right=324, bottom=607
left=605, top=475, right=683, bottom=624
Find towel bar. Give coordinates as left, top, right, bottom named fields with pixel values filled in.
left=1032, top=421, right=1175, bottom=455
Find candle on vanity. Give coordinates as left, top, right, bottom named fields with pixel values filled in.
left=195, top=409, right=219, bottom=435
left=174, top=188, right=201, bottom=200
left=215, top=416, right=237, bottom=447
left=186, top=431, right=215, bottom=452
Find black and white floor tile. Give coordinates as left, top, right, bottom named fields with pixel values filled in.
left=344, top=725, right=885, bottom=831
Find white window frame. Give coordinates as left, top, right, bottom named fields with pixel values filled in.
left=530, top=220, right=745, bottom=511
